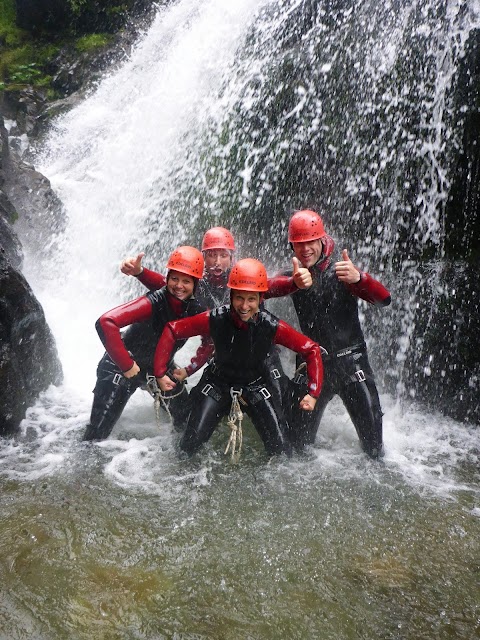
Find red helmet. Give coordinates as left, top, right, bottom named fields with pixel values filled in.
left=288, top=210, right=326, bottom=243
left=166, top=246, right=204, bottom=279
left=227, top=258, right=268, bottom=292
left=201, top=227, right=235, bottom=252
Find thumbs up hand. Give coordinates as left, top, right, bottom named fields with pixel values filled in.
left=121, top=252, right=145, bottom=276
left=335, top=249, right=361, bottom=284
left=292, top=257, right=313, bottom=289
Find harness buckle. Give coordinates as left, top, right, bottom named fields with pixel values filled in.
left=201, top=384, right=213, bottom=397
left=354, top=369, right=366, bottom=383
left=259, top=387, right=271, bottom=400
left=113, top=373, right=123, bottom=386
left=271, top=368, right=281, bottom=380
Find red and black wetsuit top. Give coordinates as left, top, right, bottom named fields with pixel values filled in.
left=96, top=287, right=207, bottom=373
left=209, top=306, right=279, bottom=384
left=285, top=236, right=391, bottom=355
left=154, top=306, right=323, bottom=397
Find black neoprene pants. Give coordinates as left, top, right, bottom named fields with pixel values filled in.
left=180, top=370, right=292, bottom=457
left=83, top=353, right=190, bottom=441
left=288, top=353, right=383, bottom=459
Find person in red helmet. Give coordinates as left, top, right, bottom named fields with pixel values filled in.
left=153, top=259, right=323, bottom=457
left=284, top=210, right=391, bottom=459
left=83, top=246, right=209, bottom=441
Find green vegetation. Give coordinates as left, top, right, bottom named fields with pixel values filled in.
left=0, top=39, right=60, bottom=94
left=0, top=0, right=132, bottom=96
left=0, top=0, right=25, bottom=47
left=75, top=33, right=112, bottom=53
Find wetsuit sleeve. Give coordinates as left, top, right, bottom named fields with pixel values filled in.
left=347, top=272, right=391, bottom=306
left=136, top=267, right=166, bottom=291
left=274, top=320, right=323, bottom=398
left=185, top=336, right=215, bottom=376
left=265, top=274, right=297, bottom=299
left=96, top=296, right=153, bottom=372
left=154, top=311, right=211, bottom=377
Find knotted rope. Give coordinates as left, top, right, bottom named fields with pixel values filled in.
left=146, top=375, right=185, bottom=428
left=225, top=388, right=244, bottom=461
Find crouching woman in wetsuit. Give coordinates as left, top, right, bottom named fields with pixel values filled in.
left=83, top=246, right=209, bottom=441
left=154, top=259, right=323, bottom=457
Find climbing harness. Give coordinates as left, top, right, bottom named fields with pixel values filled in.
left=225, top=387, right=245, bottom=461
left=145, top=374, right=186, bottom=428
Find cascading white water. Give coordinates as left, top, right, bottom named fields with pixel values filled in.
left=28, top=0, right=272, bottom=388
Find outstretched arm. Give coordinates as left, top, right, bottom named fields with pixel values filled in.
left=136, top=268, right=167, bottom=291
left=274, top=320, right=323, bottom=407
left=153, top=311, right=211, bottom=387
left=96, top=296, right=153, bottom=373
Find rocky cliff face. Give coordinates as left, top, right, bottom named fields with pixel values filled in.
left=0, top=117, right=62, bottom=434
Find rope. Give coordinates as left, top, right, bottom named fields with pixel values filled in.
left=145, top=375, right=185, bottom=428
left=225, top=389, right=244, bottom=461
left=293, top=361, right=307, bottom=378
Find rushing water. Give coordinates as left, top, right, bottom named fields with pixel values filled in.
left=1, top=0, right=479, bottom=638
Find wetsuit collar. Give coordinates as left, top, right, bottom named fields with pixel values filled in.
left=166, top=289, right=191, bottom=317
left=312, top=234, right=335, bottom=272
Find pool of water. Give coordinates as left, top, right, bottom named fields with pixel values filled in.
left=1, top=386, right=478, bottom=639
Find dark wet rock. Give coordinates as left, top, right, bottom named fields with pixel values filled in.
left=15, top=0, right=156, bottom=34
left=0, top=117, right=23, bottom=267
left=0, top=249, right=63, bottom=435
left=0, top=117, right=62, bottom=434
left=3, top=160, right=65, bottom=257
left=0, top=210, right=22, bottom=269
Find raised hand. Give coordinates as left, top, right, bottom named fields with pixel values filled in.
left=120, top=252, right=145, bottom=276
left=335, top=249, right=361, bottom=284
left=292, top=256, right=313, bottom=289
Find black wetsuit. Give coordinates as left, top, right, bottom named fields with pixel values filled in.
left=286, top=243, right=391, bottom=458
left=83, top=288, right=206, bottom=441
left=136, top=266, right=292, bottom=420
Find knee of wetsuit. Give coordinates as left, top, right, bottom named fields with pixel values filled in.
left=83, top=378, right=134, bottom=441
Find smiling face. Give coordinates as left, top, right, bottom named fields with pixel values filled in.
left=292, top=239, right=323, bottom=268
left=204, top=249, right=232, bottom=276
left=167, top=270, right=195, bottom=300
left=231, top=290, right=260, bottom=322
